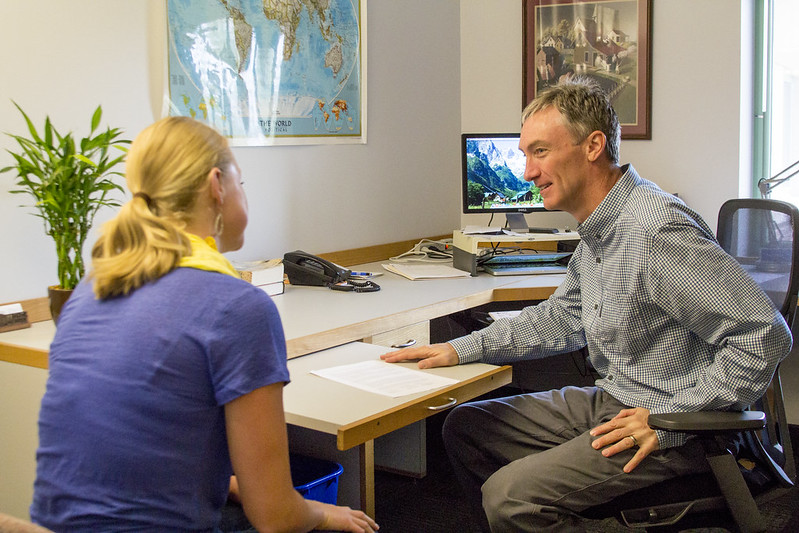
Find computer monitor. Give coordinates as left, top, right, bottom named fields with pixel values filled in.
left=461, top=132, right=548, bottom=231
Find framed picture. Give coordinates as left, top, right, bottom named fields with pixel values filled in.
left=523, top=0, right=652, bottom=139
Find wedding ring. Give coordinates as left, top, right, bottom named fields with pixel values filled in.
left=627, top=434, right=638, bottom=447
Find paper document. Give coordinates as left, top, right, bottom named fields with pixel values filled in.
left=488, top=310, right=523, bottom=321
left=311, top=360, right=459, bottom=397
left=382, top=263, right=471, bottom=280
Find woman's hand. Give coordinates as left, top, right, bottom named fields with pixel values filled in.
left=589, top=407, right=659, bottom=473
left=317, top=502, right=379, bottom=532
left=380, top=342, right=459, bottom=369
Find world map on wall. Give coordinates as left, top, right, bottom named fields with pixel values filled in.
left=167, top=0, right=363, bottom=144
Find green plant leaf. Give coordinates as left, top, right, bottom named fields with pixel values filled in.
left=44, top=117, right=53, bottom=147
left=73, top=154, right=97, bottom=167
left=90, top=106, right=102, bottom=132
left=2, top=101, right=130, bottom=290
left=12, top=101, right=44, bottom=145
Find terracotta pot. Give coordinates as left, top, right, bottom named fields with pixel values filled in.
left=48, top=286, right=73, bottom=324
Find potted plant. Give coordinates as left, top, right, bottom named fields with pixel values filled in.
left=1, top=102, right=129, bottom=322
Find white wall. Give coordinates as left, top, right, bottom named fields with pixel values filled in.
left=0, top=0, right=463, bottom=303
left=459, top=0, right=577, bottom=231
left=460, top=0, right=747, bottom=232
left=0, top=1, right=754, bottom=302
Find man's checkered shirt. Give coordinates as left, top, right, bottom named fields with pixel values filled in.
left=450, top=165, right=792, bottom=448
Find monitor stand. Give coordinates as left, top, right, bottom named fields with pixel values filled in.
left=505, top=213, right=559, bottom=234
left=505, top=213, right=529, bottom=233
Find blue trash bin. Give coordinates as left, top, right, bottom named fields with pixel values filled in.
left=219, top=454, right=344, bottom=531
left=290, top=453, right=344, bottom=505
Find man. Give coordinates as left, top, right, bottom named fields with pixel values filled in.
left=381, top=78, right=791, bottom=532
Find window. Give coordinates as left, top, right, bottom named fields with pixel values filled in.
left=755, top=0, right=799, bottom=203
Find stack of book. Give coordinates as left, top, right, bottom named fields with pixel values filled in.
left=0, top=303, right=30, bottom=332
left=235, top=259, right=285, bottom=296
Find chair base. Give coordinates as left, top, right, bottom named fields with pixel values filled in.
left=618, top=496, right=735, bottom=531
left=579, top=470, right=768, bottom=533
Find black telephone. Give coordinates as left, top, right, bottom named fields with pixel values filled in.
left=283, top=250, right=380, bottom=292
left=284, top=250, right=350, bottom=286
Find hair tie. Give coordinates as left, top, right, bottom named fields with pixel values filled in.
left=133, top=192, right=153, bottom=209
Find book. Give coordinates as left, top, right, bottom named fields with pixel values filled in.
left=0, top=303, right=30, bottom=333
left=234, top=259, right=285, bottom=296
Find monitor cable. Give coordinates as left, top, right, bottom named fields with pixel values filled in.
left=390, top=238, right=454, bottom=263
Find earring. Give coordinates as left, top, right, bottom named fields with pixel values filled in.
left=214, top=212, right=224, bottom=236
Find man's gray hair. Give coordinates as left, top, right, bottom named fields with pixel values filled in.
left=522, top=77, right=620, bottom=164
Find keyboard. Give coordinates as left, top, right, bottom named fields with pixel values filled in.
left=482, top=263, right=568, bottom=276
left=483, top=252, right=572, bottom=264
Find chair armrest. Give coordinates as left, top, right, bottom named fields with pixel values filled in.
left=648, top=411, right=765, bottom=434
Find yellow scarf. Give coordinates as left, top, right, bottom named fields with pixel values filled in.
left=178, top=234, right=240, bottom=279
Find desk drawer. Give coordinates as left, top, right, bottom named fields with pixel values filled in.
left=363, top=321, right=429, bottom=349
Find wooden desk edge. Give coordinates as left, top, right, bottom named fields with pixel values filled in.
left=336, top=365, right=512, bottom=450
left=0, top=235, right=452, bottom=325
left=1, top=297, right=52, bottom=324
left=316, top=234, right=450, bottom=267
left=1, top=232, right=562, bottom=368
left=492, top=284, right=558, bottom=302
left=0, top=343, right=49, bottom=369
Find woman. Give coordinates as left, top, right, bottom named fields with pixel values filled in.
left=31, top=117, right=378, bottom=533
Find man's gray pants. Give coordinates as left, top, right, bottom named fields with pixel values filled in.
left=442, top=386, right=710, bottom=532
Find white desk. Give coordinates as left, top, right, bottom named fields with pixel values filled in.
left=275, top=261, right=565, bottom=358
left=283, top=341, right=512, bottom=512
left=0, top=264, right=564, bottom=517
left=0, top=263, right=565, bottom=365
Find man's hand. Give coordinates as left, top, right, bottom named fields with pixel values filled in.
left=380, top=342, right=459, bottom=369
left=589, top=407, right=659, bottom=473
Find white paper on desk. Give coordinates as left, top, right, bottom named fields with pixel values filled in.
left=382, top=263, right=471, bottom=280
left=310, top=360, right=459, bottom=397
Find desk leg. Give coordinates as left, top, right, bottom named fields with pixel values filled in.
left=286, top=427, right=376, bottom=517
left=287, top=425, right=366, bottom=510
left=359, top=440, right=375, bottom=517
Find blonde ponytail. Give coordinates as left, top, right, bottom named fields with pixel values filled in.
left=90, top=117, right=233, bottom=298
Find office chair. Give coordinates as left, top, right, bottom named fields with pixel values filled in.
left=582, top=198, right=799, bottom=532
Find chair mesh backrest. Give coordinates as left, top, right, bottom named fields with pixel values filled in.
left=717, top=199, right=799, bottom=321
left=717, top=199, right=799, bottom=484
